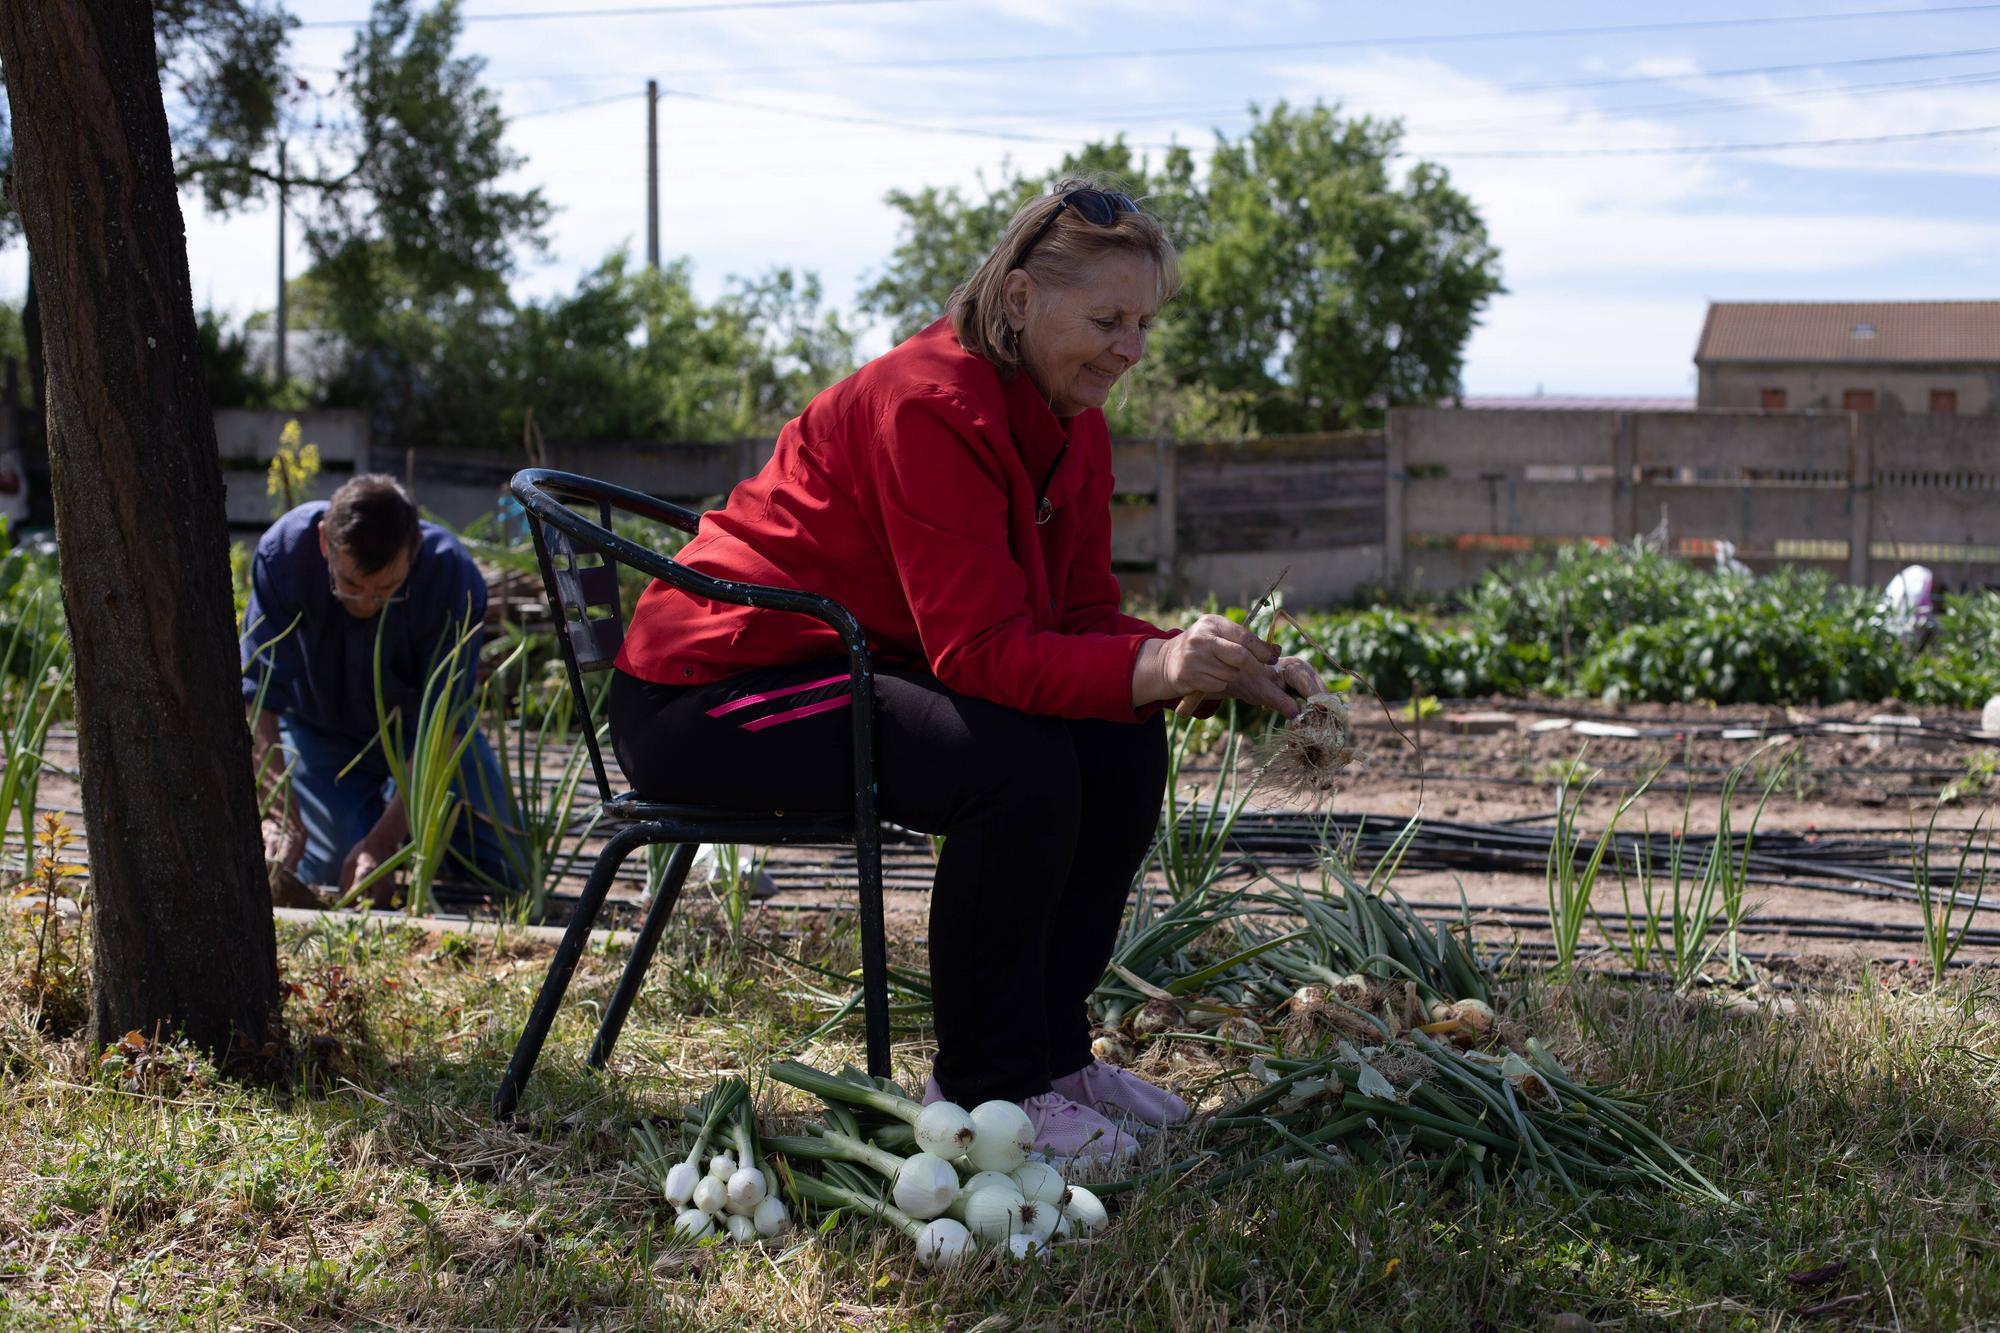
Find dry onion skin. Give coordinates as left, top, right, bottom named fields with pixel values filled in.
left=1256, top=692, right=1358, bottom=804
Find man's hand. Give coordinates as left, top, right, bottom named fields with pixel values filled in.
left=1135, top=615, right=1300, bottom=719
left=263, top=806, right=307, bottom=871
left=339, top=829, right=402, bottom=907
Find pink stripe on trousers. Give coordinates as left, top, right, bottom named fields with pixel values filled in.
left=739, top=695, right=853, bottom=732
left=705, top=672, right=850, bottom=718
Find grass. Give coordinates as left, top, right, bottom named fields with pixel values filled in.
left=4, top=904, right=2000, bottom=1331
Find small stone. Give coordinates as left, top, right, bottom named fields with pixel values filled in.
left=1982, top=695, right=2000, bottom=736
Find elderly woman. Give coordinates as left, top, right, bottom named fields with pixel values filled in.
left=610, top=180, right=1318, bottom=1163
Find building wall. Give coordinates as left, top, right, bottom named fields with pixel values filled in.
left=1698, top=362, right=1999, bottom=414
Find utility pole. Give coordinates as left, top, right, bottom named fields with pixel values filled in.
left=646, top=79, right=660, bottom=271
left=274, top=139, right=288, bottom=383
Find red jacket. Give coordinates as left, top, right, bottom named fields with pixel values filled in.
left=616, top=318, right=1171, bottom=722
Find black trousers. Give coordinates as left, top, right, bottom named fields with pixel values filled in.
left=609, top=660, right=1168, bottom=1104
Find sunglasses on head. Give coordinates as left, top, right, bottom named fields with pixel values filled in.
left=1012, top=188, right=1140, bottom=270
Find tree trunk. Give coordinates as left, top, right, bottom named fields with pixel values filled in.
left=0, top=4, right=280, bottom=1060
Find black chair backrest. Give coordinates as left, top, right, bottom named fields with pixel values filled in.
left=512, top=470, right=703, bottom=805
left=541, top=510, right=624, bottom=673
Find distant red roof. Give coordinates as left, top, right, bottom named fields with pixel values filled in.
left=1449, top=395, right=1695, bottom=412
left=1696, top=301, right=2000, bottom=365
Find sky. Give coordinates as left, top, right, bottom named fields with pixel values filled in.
left=6, top=0, right=1999, bottom=396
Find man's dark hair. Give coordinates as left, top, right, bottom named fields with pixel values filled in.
left=324, top=474, right=420, bottom=574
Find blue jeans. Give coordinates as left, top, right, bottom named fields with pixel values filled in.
left=278, top=713, right=521, bottom=892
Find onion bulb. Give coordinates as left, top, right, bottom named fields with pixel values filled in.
left=947, top=1170, right=1017, bottom=1221
left=890, top=1152, right=960, bottom=1220
left=691, top=1174, right=727, bottom=1217
left=725, top=1165, right=767, bottom=1214
left=1006, top=1232, right=1047, bottom=1261
left=1011, top=1197, right=1058, bottom=1244
left=674, top=1208, right=715, bottom=1241
left=966, top=1100, right=1034, bottom=1173
left=662, top=1162, right=700, bottom=1207
left=706, top=1151, right=737, bottom=1183
left=962, top=1183, right=1026, bottom=1245
left=1009, top=1161, right=1068, bottom=1208
left=915, top=1217, right=977, bottom=1269
left=752, top=1195, right=789, bottom=1238
left=724, top=1213, right=758, bottom=1244
left=1062, top=1185, right=1108, bottom=1235
left=915, top=1101, right=977, bottom=1160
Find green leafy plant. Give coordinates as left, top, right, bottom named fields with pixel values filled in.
left=341, top=609, right=487, bottom=915
left=1912, top=805, right=1991, bottom=986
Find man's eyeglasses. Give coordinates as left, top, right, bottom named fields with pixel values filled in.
left=327, top=572, right=408, bottom=609
left=1012, top=188, right=1139, bottom=270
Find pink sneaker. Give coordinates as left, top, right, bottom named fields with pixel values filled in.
left=1052, top=1060, right=1189, bottom=1129
left=923, top=1077, right=1139, bottom=1164
left=1021, top=1092, right=1140, bottom=1164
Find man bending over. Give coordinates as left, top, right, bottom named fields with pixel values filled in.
left=243, top=474, right=517, bottom=904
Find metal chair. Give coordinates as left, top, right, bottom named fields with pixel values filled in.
left=492, top=467, right=891, bottom=1118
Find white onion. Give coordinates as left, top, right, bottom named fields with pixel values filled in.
left=915, top=1217, right=977, bottom=1269
left=1009, top=1161, right=1067, bottom=1207
left=1011, top=1197, right=1058, bottom=1244
left=691, top=1175, right=728, bottom=1216
left=1062, top=1185, right=1109, bottom=1235
left=662, top=1162, right=700, bottom=1207
left=674, top=1208, right=715, bottom=1240
left=725, top=1166, right=767, bottom=1214
left=966, top=1100, right=1034, bottom=1173
left=915, top=1101, right=977, bottom=1160
left=947, top=1170, right=1017, bottom=1222
left=890, top=1152, right=960, bottom=1220
left=962, top=1183, right=1025, bottom=1245
left=752, top=1195, right=789, bottom=1238
left=706, top=1151, right=737, bottom=1183
left=1006, top=1232, right=1047, bottom=1261
left=724, top=1213, right=758, bottom=1244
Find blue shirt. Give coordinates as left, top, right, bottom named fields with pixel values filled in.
left=241, top=503, right=487, bottom=744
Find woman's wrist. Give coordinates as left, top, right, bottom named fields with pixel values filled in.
left=1130, top=637, right=1170, bottom=710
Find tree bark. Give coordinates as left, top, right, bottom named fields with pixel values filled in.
left=0, top=4, right=279, bottom=1059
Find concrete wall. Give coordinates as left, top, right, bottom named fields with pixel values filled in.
left=1699, top=362, right=2000, bottom=415
left=216, top=408, right=370, bottom=527
left=1386, top=405, right=2000, bottom=594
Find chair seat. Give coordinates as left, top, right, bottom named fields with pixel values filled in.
left=602, top=793, right=855, bottom=842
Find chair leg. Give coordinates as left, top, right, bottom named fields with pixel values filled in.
left=854, top=812, right=893, bottom=1079
left=494, top=824, right=651, bottom=1118
left=587, top=841, right=698, bottom=1071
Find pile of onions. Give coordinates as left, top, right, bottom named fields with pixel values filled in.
left=767, top=1060, right=1112, bottom=1267
left=634, top=1076, right=789, bottom=1246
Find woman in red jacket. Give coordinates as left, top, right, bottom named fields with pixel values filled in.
left=611, top=180, right=1318, bottom=1163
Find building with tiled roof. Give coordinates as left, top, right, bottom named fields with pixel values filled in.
left=1694, top=300, right=2000, bottom=415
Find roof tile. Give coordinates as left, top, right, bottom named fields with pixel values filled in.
left=1695, top=300, right=2000, bottom=365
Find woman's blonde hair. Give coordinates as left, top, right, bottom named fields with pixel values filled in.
left=949, top=176, right=1182, bottom=375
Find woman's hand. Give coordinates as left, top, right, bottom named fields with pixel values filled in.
left=1169, top=654, right=1328, bottom=718
left=1133, top=615, right=1301, bottom=718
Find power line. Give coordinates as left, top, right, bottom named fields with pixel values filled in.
left=1420, top=121, right=2000, bottom=158
left=512, top=90, right=648, bottom=119
left=297, top=0, right=953, bottom=27
left=1413, top=66, right=2000, bottom=137
left=630, top=4, right=2000, bottom=78
left=479, top=41, right=2000, bottom=95
left=653, top=85, right=1142, bottom=148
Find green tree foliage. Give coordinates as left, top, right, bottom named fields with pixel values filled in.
left=303, top=0, right=550, bottom=331
left=860, top=104, right=1503, bottom=435
left=315, top=250, right=857, bottom=450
